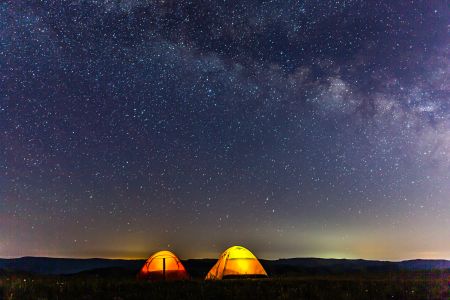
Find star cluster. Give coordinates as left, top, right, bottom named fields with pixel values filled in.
left=0, top=1, right=449, bottom=260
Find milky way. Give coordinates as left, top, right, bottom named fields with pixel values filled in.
left=1, top=1, right=449, bottom=260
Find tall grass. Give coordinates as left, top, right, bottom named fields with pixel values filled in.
left=1, top=271, right=448, bottom=300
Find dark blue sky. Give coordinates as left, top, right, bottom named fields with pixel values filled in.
left=1, top=1, right=449, bottom=260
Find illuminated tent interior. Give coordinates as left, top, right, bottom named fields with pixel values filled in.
left=205, top=246, right=268, bottom=280
left=137, top=250, right=189, bottom=281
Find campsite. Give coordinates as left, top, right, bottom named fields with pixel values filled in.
left=1, top=247, right=449, bottom=299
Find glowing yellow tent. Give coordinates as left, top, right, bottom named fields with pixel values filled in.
left=205, top=246, right=268, bottom=280
left=138, top=250, right=189, bottom=281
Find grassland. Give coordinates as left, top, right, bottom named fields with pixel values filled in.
left=1, top=271, right=448, bottom=300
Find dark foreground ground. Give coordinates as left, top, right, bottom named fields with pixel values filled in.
left=1, top=271, right=449, bottom=300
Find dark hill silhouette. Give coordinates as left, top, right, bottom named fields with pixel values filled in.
left=0, top=257, right=449, bottom=277
left=398, top=259, right=450, bottom=270
left=0, top=257, right=144, bottom=275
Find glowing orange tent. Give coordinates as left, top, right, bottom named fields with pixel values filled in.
left=138, top=250, right=189, bottom=281
left=205, top=246, right=268, bottom=280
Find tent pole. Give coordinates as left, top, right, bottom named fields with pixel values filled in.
left=163, top=258, right=166, bottom=280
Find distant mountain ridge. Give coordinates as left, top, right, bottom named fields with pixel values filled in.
left=0, top=257, right=449, bottom=276
left=0, top=257, right=145, bottom=275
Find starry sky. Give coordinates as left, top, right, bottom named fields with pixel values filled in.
left=1, top=1, right=449, bottom=260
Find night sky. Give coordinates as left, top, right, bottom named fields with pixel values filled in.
left=1, top=1, right=449, bottom=260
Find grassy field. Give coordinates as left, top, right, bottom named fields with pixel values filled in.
left=1, top=272, right=448, bottom=300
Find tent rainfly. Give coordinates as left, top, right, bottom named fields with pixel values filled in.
left=205, top=245, right=268, bottom=280
left=138, top=250, right=189, bottom=281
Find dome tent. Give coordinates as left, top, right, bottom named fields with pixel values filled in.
left=138, top=250, right=189, bottom=281
left=205, top=246, right=268, bottom=280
